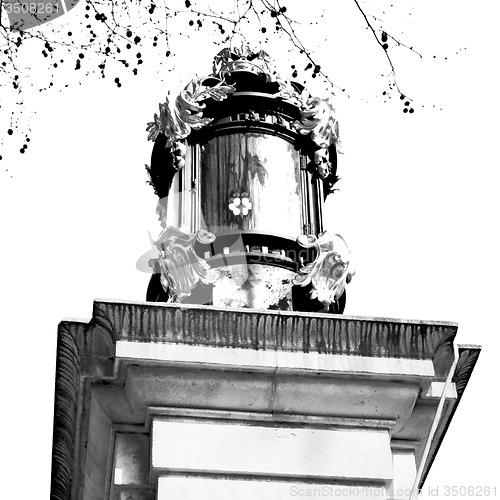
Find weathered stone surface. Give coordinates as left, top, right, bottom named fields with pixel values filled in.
left=212, top=264, right=295, bottom=310
left=114, top=433, right=150, bottom=486
left=122, top=364, right=421, bottom=421
left=92, top=299, right=458, bottom=359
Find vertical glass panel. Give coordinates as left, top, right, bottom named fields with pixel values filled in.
left=163, top=171, right=181, bottom=228
left=309, top=176, right=323, bottom=235
left=162, top=146, right=201, bottom=233
left=299, top=166, right=323, bottom=236
left=201, top=133, right=302, bottom=237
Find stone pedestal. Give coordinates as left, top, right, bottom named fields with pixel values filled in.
left=50, top=300, right=480, bottom=500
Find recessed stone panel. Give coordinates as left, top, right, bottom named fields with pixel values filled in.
left=152, top=419, right=393, bottom=481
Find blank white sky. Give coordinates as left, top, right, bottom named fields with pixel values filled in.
left=1, top=0, right=499, bottom=498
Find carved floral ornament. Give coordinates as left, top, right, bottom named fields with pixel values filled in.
left=293, top=231, right=355, bottom=311
left=229, top=192, right=252, bottom=216
left=146, top=46, right=342, bottom=179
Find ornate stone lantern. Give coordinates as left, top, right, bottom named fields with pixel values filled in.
left=145, top=46, right=354, bottom=313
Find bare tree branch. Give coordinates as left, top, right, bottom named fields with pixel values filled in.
left=0, top=0, right=441, bottom=159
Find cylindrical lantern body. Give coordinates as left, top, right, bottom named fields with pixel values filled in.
left=201, top=132, right=302, bottom=236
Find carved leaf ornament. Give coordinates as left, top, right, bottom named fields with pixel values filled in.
left=146, top=78, right=235, bottom=149
left=293, top=96, right=341, bottom=150
left=293, top=96, right=342, bottom=181
left=293, top=231, right=354, bottom=310
left=153, top=226, right=217, bottom=302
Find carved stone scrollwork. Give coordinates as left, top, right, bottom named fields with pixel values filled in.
left=151, top=226, right=217, bottom=303
left=146, top=77, right=235, bottom=148
left=453, top=348, right=481, bottom=398
left=50, top=317, right=116, bottom=500
left=294, top=97, right=341, bottom=149
left=50, top=323, right=80, bottom=500
left=293, top=96, right=342, bottom=185
left=293, top=231, right=354, bottom=311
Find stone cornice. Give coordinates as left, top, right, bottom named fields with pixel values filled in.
left=93, top=299, right=457, bottom=360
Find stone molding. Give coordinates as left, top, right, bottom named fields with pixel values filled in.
left=145, top=406, right=397, bottom=431
left=50, top=318, right=115, bottom=500
left=418, top=344, right=481, bottom=490
left=92, top=299, right=457, bottom=359
left=50, top=322, right=83, bottom=500
left=453, top=345, right=481, bottom=398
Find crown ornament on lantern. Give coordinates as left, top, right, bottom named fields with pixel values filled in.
left=212, top=45, right=276, bottom=82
